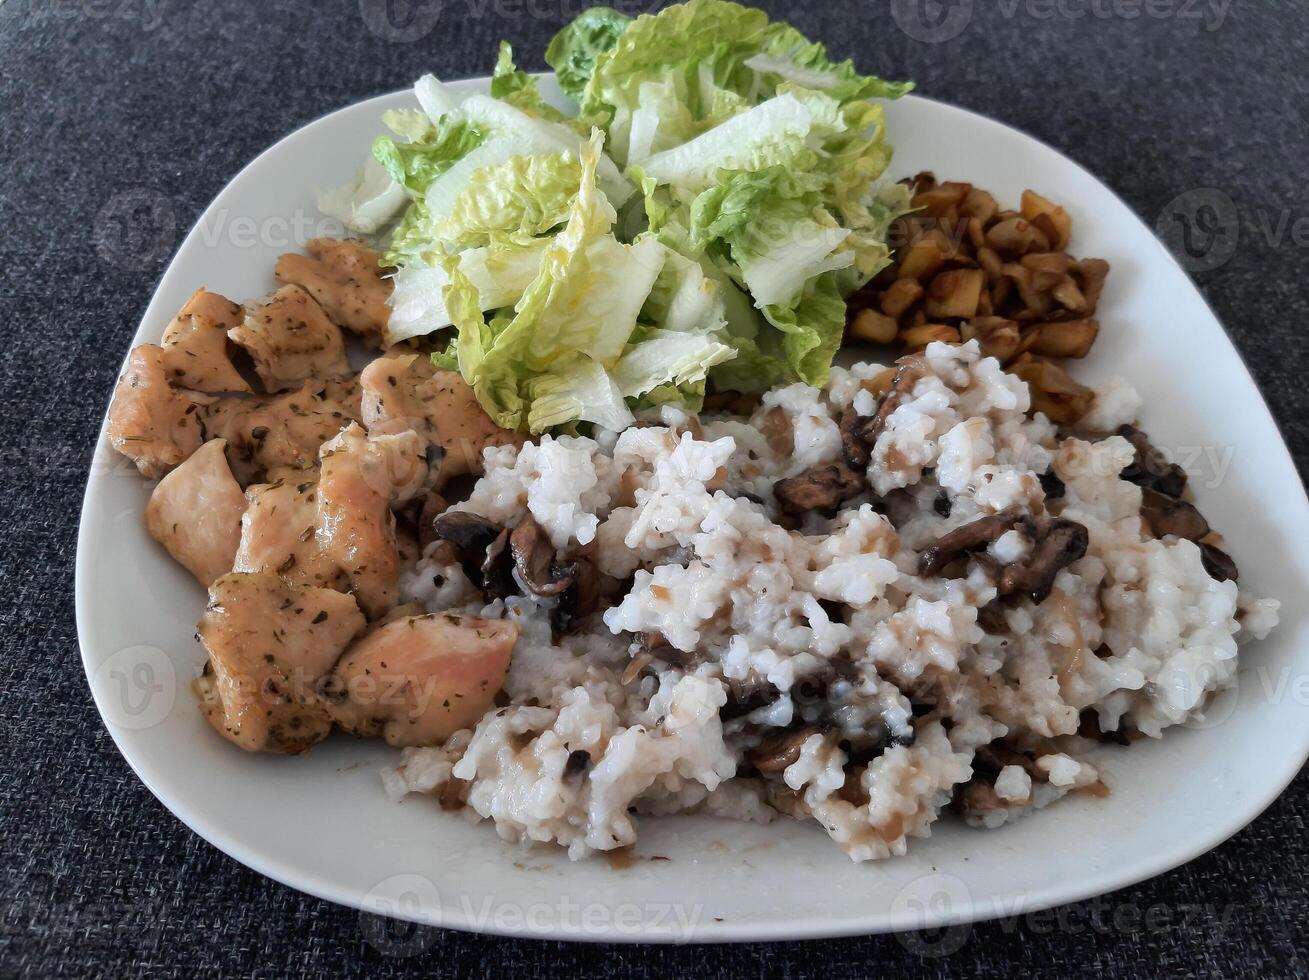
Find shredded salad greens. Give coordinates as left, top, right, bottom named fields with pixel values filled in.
left=320, top=0, right=912, bottom=432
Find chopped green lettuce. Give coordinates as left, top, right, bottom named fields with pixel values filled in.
left=336, top=0, right=914, bottom=429
left=544, top=6, right=632, bottom=103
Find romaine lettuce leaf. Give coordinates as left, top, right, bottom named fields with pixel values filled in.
left=436, top=132, right=674, bottom=432
left=433, top=152, right=581, bottom=250
left=386, top=240, right=550, bottom=345
left=544, top=6, right=632, bottom=104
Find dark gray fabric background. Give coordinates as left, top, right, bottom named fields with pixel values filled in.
left=2, top=0, right=1307, bottom=975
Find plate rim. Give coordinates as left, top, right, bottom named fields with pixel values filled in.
left=75, top=77, right=1309, bottom=944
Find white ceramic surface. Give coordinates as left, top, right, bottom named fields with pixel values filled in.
left=76, top=75, right=1309, bottom=943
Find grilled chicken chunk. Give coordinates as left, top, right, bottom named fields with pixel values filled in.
left=145, top=439, right=246, bottom=585
left=229, top=285, right=351, bottom=392
left=195, top=573, right=365, bottom=753
left=329, top=613, right=517, bottom=746
left=275, top=238, right=392, bottom=345
left=108, top=344, right=208, bottom=479
left=200, top=379, right=361, bottom=485
left=232, top=479, right=342, bottom=589
left=158, top=288, right=251, bottom=393
left=317, top=423, right=430, bottom=619
left=360, top=353, right=520, bottom=486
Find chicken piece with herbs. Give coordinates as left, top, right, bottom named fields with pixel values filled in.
left=316, top=423, right=430, bottom=619
left=328, top=613, right=518, bottom=746
left=200, top=379, right=361, bottom=485
left=232, top=478, right=342, bottom=589
left=195, top=572, right=365, bottom=753
left=145, top=439, right=247, bottom=586
left=360, top=353, right=521, bottom=486
left=275, top=238, right=392, bottom=345
left=158, top=288, right=251, bottom=393
left=107, top=344, right=208, bottom=479
left=229, top=285, right=351, bottom=392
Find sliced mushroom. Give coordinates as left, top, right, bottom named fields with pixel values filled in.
left=861, top=354, right=927, bottom=447
left=997, top=518, right=1088, bottom=603
left=510, top=516, right=572, bottom=598
left=918, top=507, right=1024, bottom=576
left=1198, top=541, right=1239, bottom=583
left=550, top=555, right=600, bottom=635
left=1117, top=425, right=1188, bottom=498
left=839, top=407, right=871, bottom=467
left=431, top=512, right=504, bottom=588
left=1140, top=488, right=1210, bottom=541
left=774, top=461, right=866, bottom=515
left=480, top=526, right=516, bottom=599
left=747, top=727, right=823, bottom=776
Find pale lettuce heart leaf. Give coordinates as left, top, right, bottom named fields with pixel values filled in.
left=641, top=244, right=725, bottom=333
left=316, top=157, right=409, bottom=235
left=454, top=93, right=634, bottom=207
left=747, top=23, right=915, bottom=102
left=385, top=240, right=549, bottom=344
left=610, top=327, right=735, bottom=397
left=525, top=357, right=633, bottom=432
left=432, top=151, right=581, bottom=251
left=414, top=74, right=468, bottom=123
left=624, top=76, right=747, bottom=167
left=637, top=93, right=820, bottom=199
left=436, top=131, right=668, bottom=432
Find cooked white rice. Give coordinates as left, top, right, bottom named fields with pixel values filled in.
left=385, top=340, right=1279, bottom=862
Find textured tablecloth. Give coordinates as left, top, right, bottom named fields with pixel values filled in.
left=3, top=0, right=1308, bottom=975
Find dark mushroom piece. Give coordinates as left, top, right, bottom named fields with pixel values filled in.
left=1198, top=541, right=1239, bottom=583
left=1076, top=709, right=1131, bottom=747
left=1139, top=487, right=1210, bottom=542
left=719, top=675, right=780, bottom=722
left=918, top=506, right=1024, bottom=576
left=510, top=516, right=572, bottom=598
left=839, top=406, right=872, bottom=467
left=976, top=600, right=1009, bottom=634
left=480, top=526, right=516, bottom=599
left=550, top=555, right=600, bottom=635
left=746, top=727, right=824, bottom=776
left=954, top=779, right=1008, bottom=818
left=417, top=490, right=449, bottom=550
left=861, top=354, right=927, bottom=448
left=1038, top=468, right=1065, bottom=500
left=972, top=742, right=1042, bottom=781
left=1117, top=425, right=1187, bottom=498
left=564, top=749, right=591, bottom=779
left=774, top=461, right=866, bottom=515
left=431, top=512, right=504, bottom=590
left=997, top=518, right=1088, bottom=603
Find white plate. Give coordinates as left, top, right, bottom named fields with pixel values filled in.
left=77, top=75, right=1309, bottom=943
